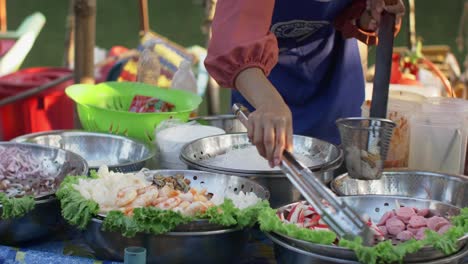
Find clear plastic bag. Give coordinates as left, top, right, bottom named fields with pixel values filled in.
left=137, top=45, right=161, bottom=86
left=171, top=60, right=197, bottom=94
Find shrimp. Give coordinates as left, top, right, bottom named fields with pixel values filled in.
left=130, top=186, right=159, bottom=207
left=193, top=194, right=208, bottom=202
left=116, top=186, right=138, bottom=207
left=173, top=201, right=191, bottom=214
left=178, top=191, right=194, bottom=202
left=182, top=201, right=210, bottom=216
left=154, top=197, right=182, bottom=210
left=159, top=185, right=179, bottom=198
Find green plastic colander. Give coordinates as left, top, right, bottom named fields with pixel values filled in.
left=65, top=82, right=202, bottom=143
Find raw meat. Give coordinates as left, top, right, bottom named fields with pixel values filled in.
left=378, top=211, right=395, bottom=226
left=408, top=215, right=427, bottom=228
left=437, top=224, right=452, bottom=235
left=396, top=230, right=414, bottom=241
left=396, top=207, right=416, bottom=221
left=427, top=216, right=450, bottom=231
left=417, top=208, right=430, bottom=217
left=378, top=226, right=388, bottom=236
left=386, top=217, right=406, bottom=236
left=415, top=227, right=429, bottom=240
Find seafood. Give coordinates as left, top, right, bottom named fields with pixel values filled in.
left=0, top=146, right=60, bottom=198
left=73, top=166, right=258, bottom=217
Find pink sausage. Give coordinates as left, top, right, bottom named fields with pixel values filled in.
left=437, top=224, right=452, bottom=235
left=378, top=211, right=395, bottom=226
left=408, top=215, right=427, bottom=228
left=378, top=225, right=388, bottom=236
left=415, top=227, right=429, bottom=240
left=396, top=207, right=416, bottom=221
left=427, top=216, right=450, bottom=231
left=396, top=230, right=414, bottom=241
left=417, top=208, right=430, bottom=217
left=386, top=217, right=406, bottom=236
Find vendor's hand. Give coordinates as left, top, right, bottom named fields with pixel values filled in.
left=359, top=0, right=405, bottom=32
left=247, top=100, right=293, bottom=168
left=235, top=67, right=293, bottom=168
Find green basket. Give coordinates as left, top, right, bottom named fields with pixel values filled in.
left=65, top=82, right=202, bottom=143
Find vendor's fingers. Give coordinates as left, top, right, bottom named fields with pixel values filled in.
left=285, top=120, right=294, bottom=153
left=273, top=124, right=286, bottom=167
left=263, top=123, right=276, bottom=167
left=247, top=118, right=255, bottom=142
left=252, top=122, right=266, bottom=159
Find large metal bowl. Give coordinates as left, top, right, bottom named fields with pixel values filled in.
left=180, top=133, right=343, bottom=207
left=12, top=130, right=155, bottom=173
left=270, top=196, right=468, bottom=263
left=82, top=170, right=269, bottom=263
left=331, top=170, right=468, bottom=207
left=0, top=142, right=88, bottom=246
left=190, top=114, right=247, bottom=133
left=266, top=232, right=468, bottom=264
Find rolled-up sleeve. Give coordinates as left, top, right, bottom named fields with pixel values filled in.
left=204, top=0, right=278, bottom=88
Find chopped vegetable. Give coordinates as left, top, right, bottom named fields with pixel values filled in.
left=0, top=192, right=35, bottom=219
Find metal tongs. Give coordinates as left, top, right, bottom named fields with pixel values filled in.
left=233, top=103, right=374, bottom=246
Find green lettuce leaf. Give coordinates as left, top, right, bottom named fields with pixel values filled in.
left=258, top=206, right=337, bottom=245
left=235, top=200, right=270, bottom=228
left=56, top=175, right=99, bottom=229
left=133, top=207, right=193, bottom=235
left=0, top=193, right=35, bottom=219
left=102, top=210, right=140, bottom=237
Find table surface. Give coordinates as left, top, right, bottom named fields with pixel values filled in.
left=0, top=230, right=276, bottom=264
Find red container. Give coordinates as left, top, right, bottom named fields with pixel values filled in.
left=0, top=67, right=74, bottom=140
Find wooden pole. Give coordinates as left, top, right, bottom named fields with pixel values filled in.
left=138, top=0, right=150, bottom=37
left=74, top=0, right=95, bottom=84
left=73, top=0, right=96, bottom=128
left=408, top=0, right=416, bottom=51
left=203, top=0, right=220, bottom=115
left=0, top=0, right=6, bottom=32
left=63, top=0, right=75, bottom=67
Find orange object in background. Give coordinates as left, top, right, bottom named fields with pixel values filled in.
left=0, top=67, right=74, bottom=140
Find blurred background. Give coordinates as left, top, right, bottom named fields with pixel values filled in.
left=4, top=0, right=468, bottom=114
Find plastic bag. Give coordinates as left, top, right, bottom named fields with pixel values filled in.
left=171, top=60, right=197, bottom=94
left=137, top=45, right=161, bottom=86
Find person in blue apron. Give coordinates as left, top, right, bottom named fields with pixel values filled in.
left=205, top=0, right=404, bottom=168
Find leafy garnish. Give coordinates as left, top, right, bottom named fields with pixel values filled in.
left=102, top=210, right=140, bottom=237
left=0, top=193, right=35, bottom=219
left=56, top=175, right=99, bottom=229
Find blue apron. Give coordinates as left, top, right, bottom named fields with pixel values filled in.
left=231, top=0, right=365, bottom=145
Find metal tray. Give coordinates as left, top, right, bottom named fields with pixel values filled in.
left=272, top=196, right=467, bottom=263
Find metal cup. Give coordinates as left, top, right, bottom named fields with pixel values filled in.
left=336, top=117, right=396, bottom=180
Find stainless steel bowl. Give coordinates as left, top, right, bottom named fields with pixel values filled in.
left=82, top=170, right=269, bottom=263
left=0, top=198, right=62, bottom=246
left=331, top=170, right=468, bottom=207
left=190, top=115, right=247, bottom=133
left=12, top=130, right=155, bottom=173
left=180, top=133, right=343, bottom=207
left=270, top=196, right=468, bottom=263
left=0, top=143, right=88, bottom=246
left=0, top=142, right=89, bottom=199
left=266, top=231, right=468, bottom=264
